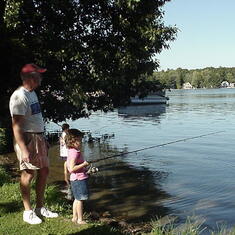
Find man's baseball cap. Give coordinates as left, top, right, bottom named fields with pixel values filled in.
left=21, top=63, right=47, bottom=74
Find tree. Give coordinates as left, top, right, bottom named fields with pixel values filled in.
left=1, top=0, right=177, bottom=125
left=190, top=71, right=202, bottom=88
left=226, top=72, right=234, bottom=83
left=154, top=67, right=235, bottom=89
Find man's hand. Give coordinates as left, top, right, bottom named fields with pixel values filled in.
left=21, top=148, right=30, bottom=163
left=12, top=115, right=31, bottom=163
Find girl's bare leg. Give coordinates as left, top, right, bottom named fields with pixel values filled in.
left=76, top=200, right=86, bottom=224
left=72, top=200, right=78, bottom=222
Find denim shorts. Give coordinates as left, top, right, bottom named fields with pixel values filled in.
left=70, top=179, right=89, bottom=201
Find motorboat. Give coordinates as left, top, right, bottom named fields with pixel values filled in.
left=130, top=91, right=169, bottom=105
left=118, top=104, right=166, bottom=117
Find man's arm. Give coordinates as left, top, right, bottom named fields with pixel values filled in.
left=12, top=115, right=30, bottom=162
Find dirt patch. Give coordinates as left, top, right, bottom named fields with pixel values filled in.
left=0, top=153, right=19, bottom=180
left=87, top=210, right=153, bottom=234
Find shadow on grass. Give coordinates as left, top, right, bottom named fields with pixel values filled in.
left=86, top=161, right=171, bottom=223
left=68, top=224, right=124, bottom=235
left=0, top=201, right=22, bottom=215
left=53, top=160, right=171, bottom=225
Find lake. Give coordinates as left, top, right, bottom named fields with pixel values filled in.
left=47, top=88, right=235, bottom=233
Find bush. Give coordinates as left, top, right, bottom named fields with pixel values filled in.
left=0, top=166, right=11, bottom=186
left=0, top=128, right=13, bottom=154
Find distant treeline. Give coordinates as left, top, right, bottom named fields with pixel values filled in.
left=151, top=67, right=235, bottom=89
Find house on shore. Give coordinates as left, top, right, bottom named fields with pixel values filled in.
left=220, top=81, right=235, bottom=88
left=182, top=82, right=194, bottom=89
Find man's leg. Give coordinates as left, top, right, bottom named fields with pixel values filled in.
left=21, top=169, right=42, bottom=225
left=20, top=169, right=35, bottom=210
left=35, top=167, right=49, bottom=208
left=35, top=167, right=58, bottom=218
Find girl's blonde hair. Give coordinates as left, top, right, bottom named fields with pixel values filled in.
left=64, top=129, right=84, bottom=149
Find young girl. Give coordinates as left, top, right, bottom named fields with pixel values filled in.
left=64, top=128, right=90, bottom=224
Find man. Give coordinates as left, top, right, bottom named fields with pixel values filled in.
left=9, top=63, right=58, bottom=224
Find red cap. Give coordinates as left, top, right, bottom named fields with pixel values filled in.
left=21, top=63, right=47, bottom=74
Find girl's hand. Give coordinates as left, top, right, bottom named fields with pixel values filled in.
left=65, top=178, right=69, bottom=185
left=83, top=161, right=90, bottom=167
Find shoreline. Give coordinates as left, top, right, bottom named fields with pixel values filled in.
left=1, top=152, right=235, bottom=234
left=0, top=152, right=153, bottom=234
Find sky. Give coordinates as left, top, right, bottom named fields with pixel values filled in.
left=157, top=0, right=235, bottom=70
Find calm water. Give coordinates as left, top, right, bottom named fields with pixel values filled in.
left=47, top=88, right=235, bottom=233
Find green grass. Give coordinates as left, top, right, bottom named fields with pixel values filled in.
left=146, top=215, right=235, bottom=235
left=0, top=166, right=11, bottom=186
left=0, top=167, right=123, bottom=235
left=1, top=166, right=235, bottom=235
left=0, top=212, right=123, bottom=235
left=144, top=215, right=205, bottom=235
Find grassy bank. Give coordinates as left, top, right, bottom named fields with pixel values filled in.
left=0, top=166, right=123, bottom=235
left=1, top=165, right=235, bottom=235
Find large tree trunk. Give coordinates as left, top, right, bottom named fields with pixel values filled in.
left=0, top=2, right=14, bottom=153
left=0, top=1, right=6, bottom=27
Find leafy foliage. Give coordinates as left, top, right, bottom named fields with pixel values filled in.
left=0, top=166, right=11, bottom=186
left=0, top=128, right=13, bottom=153
left=154, top=67, right=235, bottom=89
left=1, top=0, right=177, bottom=124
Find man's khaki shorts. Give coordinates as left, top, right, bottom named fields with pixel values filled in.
left=14, top=133, right=49, bottom=170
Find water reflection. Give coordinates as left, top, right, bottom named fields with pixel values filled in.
left=49, top=141, right=172, bottom=223
left=118, top=104, right=166, bottom=118
left=88, top=162, right=171, bottom=222
left=45, top=88, right=235, bottom=233
left=5, top=88, right=235, bottom=232
left=165, top=89, right=235, bottom=121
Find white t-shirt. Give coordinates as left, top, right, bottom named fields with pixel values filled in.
left=9, top=86, right=44, bottom=132
left=60, top=131, right=68, bottom=157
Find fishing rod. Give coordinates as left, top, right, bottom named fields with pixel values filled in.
left=53, top=122, right=107, bottom=133
left=88, top=131, right=225, bottom=163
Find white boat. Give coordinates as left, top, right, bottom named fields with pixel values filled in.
left=130, top=91, right=169, bottom=105
left=118, top=104, right=166, bottom=117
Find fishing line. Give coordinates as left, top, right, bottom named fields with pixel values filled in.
left=52, top=122, right=107, bottom=133
left=89, top=131, right=225, bottom=163
left=93, top=126, right=108, bottom=133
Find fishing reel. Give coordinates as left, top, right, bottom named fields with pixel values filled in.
left=87, top=164, right=99, bottom=175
